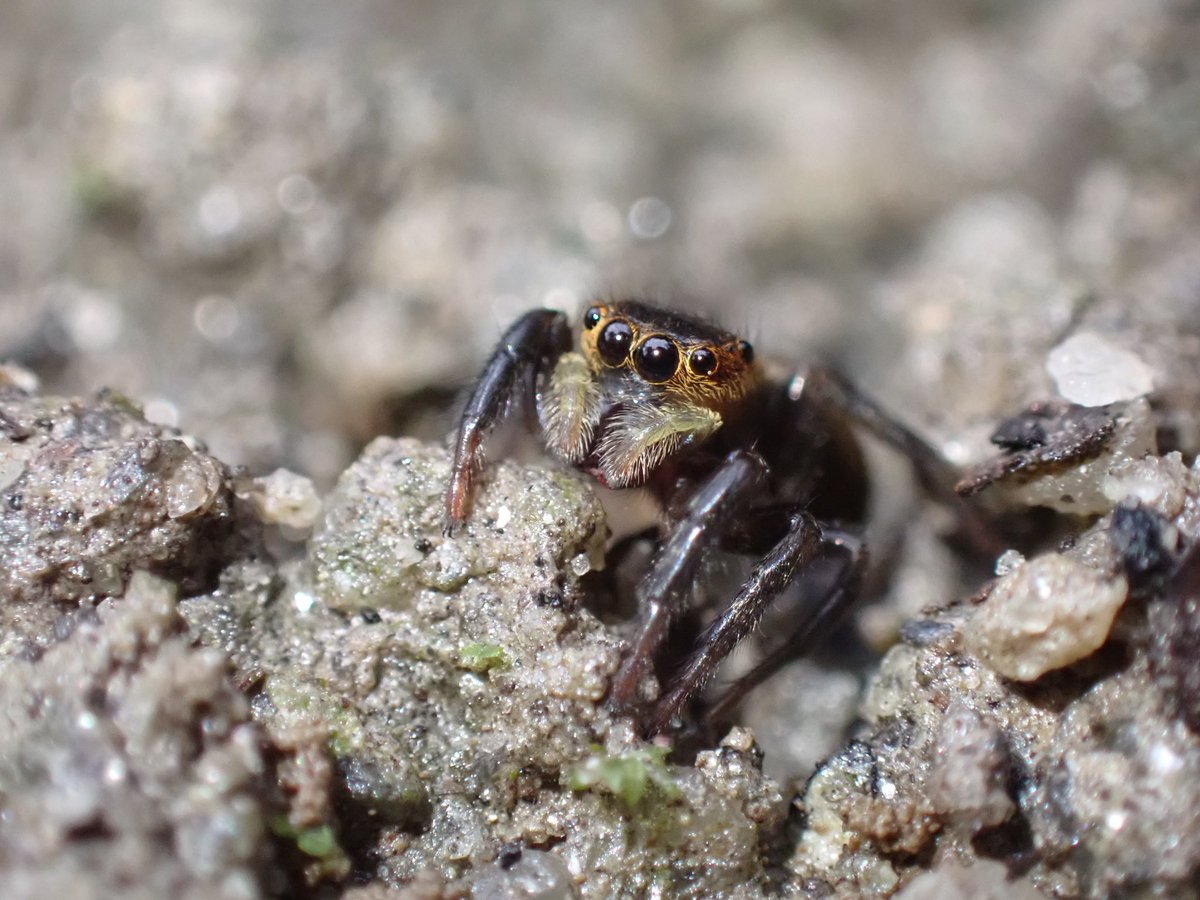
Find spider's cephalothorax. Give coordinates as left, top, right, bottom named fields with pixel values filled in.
left=539, top=301, right=760, bottom=491
left=444, top=300, right=964, bottom=734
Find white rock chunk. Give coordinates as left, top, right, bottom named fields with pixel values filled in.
left=241, top=467, right=321, bottom=530
left=966, top=554, right=1128, bottom=681
left=1047, top=332, right=1156, bottom=407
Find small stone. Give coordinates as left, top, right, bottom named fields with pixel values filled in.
left=494, top=505, right=512, bottom=530
left=964, top=399, right=1157, bottom=515
left=166, top=452, right=222, bottom=519
left=1103, top=452, right=1192, bottom=518
left=0, top=363, right=39, bottom=393
left=994, top=549, right=1025, bottom=576
left=242, top=468, right=322, bottom=530
left=1047, top=332, right=1156, bottom=407
left=720, top=726, right=757, bottom=753
left=896, top=859, right=1045, bottom=900
left=966, top=554, right=1128, bottom=681
left=929, top=702, right=1014, bottom=831
left=0, top=447, right=31, bottom=492
left=1109, top=499, right=1179, bottom=588
left=472, top=848, right=577, bottom=899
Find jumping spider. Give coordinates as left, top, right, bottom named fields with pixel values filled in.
left=444, top=300, right=974, bottom=734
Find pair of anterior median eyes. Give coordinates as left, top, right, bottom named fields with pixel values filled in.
left=583, top=306, right=754, bottom=384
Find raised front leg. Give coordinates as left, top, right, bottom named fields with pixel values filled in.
left=608, top=450, right=768, bottom=712
left=444, top=309, right=570, bottom=533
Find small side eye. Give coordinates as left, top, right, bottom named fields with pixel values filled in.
left=737, top=340, right=754, bottom=364
left=583, top=307, right=602, bottom=330
left=597, top=320, right=633, bottom=364
left=634, top=336, right=680, bottom=383
left=688, top=347, right=718, bottom=377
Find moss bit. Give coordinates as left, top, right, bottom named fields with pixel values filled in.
left=268, top=816, right=340, bottom=858
left=568, top=745, right=680, bottom=809
left=268, top=816, right=350, bottom=884
left=458, top=642, right=511, bottom=673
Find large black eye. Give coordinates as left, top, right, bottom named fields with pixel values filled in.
left=737, top=340, right=754, bottom=364
left=597, top=320, right=633, bottom=364
left=634, top=336, right=680, bottom=383
left=688, top=347, right=718, bottom=377
left=583, top=307, right=602, bottom=330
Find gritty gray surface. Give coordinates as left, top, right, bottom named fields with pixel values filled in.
left=184, top=437, right=787, bottom=898
left=3, top=0, right=1200, bottom=896
left=0, top=384, right=239, bottom=608
left=789, top=458, right=1200, bottom=897
left=0, top=570, right=278, bottom=900
left=6, top=378, right=1200, bottom=896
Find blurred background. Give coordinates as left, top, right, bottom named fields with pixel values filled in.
left=1, top=0, right=1198, bottom=491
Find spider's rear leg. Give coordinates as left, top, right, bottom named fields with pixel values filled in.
left=607, top=449, right=769, bottom=713
left=794, top=363, right=1005, bottom=558
left=646, top=512, right=860, bottom=735
left=444, top=309, right=570, bottom=533
left=701, top=526, right=866, bottom=728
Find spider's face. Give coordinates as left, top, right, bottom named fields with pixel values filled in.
left=579, top=301, right=758, bottom=411
left=448, top=298, right=764, bottom=526
left=531, top=300, right=760, bottom=489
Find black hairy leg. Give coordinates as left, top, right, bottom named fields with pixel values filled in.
left=444, top=309, right=570, bottom=533
left=608, top=449, right=769, bottom=713
left=701, top=526, right=866, bottom=728
left=794, top=364, right=1004, bottom=558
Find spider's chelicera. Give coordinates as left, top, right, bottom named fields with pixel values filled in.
left=444, top=300, right=966, bottom=734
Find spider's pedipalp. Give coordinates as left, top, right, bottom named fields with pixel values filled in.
left=596, top=401, right=723, bottom=489
left=539, top=351, right=603, bottom=465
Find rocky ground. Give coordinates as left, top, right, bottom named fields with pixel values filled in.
left=3, top=0, right=1200, bottom=896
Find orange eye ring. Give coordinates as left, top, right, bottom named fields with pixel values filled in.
left=688, top=347, right=718, bottom=377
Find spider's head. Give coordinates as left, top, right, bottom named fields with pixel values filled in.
left=579, top=301, right=758, bottom=411
left=538, top=300, right=760, bottom=489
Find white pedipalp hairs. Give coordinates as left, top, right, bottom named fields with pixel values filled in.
left=596, top=399, right=722, bottom=488
left=538, top=351, right=602, bottom=464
